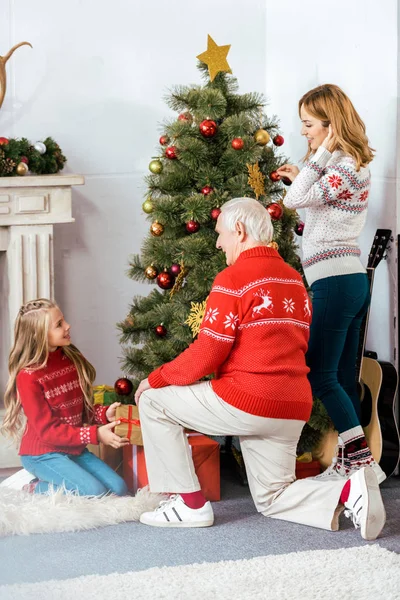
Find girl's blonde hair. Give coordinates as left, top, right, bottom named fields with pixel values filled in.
left=2, top=298, right=96, bottom=441
left=299, top=84, right=374, bottom=170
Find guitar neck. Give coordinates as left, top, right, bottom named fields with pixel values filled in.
left=356, top=267, right=375, bottom=383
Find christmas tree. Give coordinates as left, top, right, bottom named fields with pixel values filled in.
left=118, top=36, right=331, bottom=454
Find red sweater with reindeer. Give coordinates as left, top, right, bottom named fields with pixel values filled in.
left=149, top=247, right=313, bottom=421
left=16, top=348, right=108, bottom=456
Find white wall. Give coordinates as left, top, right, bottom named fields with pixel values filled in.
left=0, top=0, right=267, bottom=389
left=265, top=0, right=399, bottom=363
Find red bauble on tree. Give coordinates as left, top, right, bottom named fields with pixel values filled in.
left=267, top=202, right=284, bottom=221
left=170, top=263, right=181, bottom=276
left=273, top=135, right=284, bottom=146
left=199, top=119, right=217, bottom=138
left=295, top=221, right=305, bottom=236
left=269, top=171, right=281, bottom=182
left=157, top=269, right=175, bottom=290
left=0, top=137, right=9, bottom=145
left=159, top=135, right=170, bottom=146
left=231, top=137, right=244, bottom=150
left=186, top=220, right=200, bottom=234
left=20, top=156, right=29, bottom=164
left=178, top=112, right=193, bottom=124
left=165, top=146, right=178, bottom=159
left=114, top=377, right=133, bottom=396
left=155, top=324, right=167, bottom=337
left=210, top=207, right=221, bottom=221
left=201, top=185, right=214, bottom=196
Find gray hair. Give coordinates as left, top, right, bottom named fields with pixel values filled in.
left=220, top=197, right=274, bottom=243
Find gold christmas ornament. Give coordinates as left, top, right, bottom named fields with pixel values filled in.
left=142, top=198, right=154, bottom=214
left=254, top=129, right=270, bottom=146
left=16, top=162, right=29, bottom=175
left=125, top=315, right=134, bottom=326
left=144, top=264, right=158, bottom=279
left=267, top=241, right=279, bottom=251
left=149, top=159, right=163, bottom=174
left=196, top=35, right=232, bottom=82
left=247, top=162, right=265, bottom=200
left=150, top=221, right=164, bottom=237
left=170, top=261, right=189, bottom=298
left=0, top=41, right=32, bottom=110
left=185, top=298, right=208, bottom=338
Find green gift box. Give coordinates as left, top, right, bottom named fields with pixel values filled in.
left=93, top=385, right=117, bottom=406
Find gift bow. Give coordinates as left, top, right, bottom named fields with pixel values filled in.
left=93, top=385, right=115, bottom=393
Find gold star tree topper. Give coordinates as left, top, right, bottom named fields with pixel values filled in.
left=197, top=35, right=232, bottom=82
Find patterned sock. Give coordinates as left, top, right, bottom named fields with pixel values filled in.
left=340, top=480, right=351, bottom=504
left=340, top=426, right=374, bottom=472
left=180, top=491, right=206, bottom=509
left=22, top=479, right=39, bottom=494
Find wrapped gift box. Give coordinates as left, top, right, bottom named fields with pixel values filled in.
left=115, top=404, right=143, bottom=445
left=123, top=433, right=220, bottom=501
left=93, top=385, right=117, bottom=406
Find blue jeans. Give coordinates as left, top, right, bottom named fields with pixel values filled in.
left=306, top=273, right=370, bottom=434
left=20, top=449, right=128, bottom=496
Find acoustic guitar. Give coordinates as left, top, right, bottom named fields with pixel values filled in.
left=313, top=229, right=400, bottom=478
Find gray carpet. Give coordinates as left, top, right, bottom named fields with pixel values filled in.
left=1, top=468, right=399, bottom=586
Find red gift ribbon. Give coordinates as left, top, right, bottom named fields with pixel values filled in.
left=118, top=406, right=140, bottom=441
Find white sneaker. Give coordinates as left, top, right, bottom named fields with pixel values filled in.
left=139, top=494, right=214, bottom=528
left=0, top=468, right=35, bottom=490
left=344, top=467, right=386, bottom=541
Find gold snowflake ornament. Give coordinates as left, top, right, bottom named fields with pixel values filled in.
left=247, top=162, right=265, bottom=199
left=185, top=299, right=208, bottom=338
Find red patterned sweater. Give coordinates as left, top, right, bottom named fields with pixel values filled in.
left=17, top=348, right=108, bottom=456
left=149, top=246, right=313, bottom=421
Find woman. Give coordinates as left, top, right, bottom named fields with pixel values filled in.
left=277, top=84, right=385, bottom=483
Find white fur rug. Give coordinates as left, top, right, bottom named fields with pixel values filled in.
left=0, top=486, right=165, bottom=536
left=0, top=545, right=399, bottom=600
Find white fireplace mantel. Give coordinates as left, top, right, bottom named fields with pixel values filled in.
left=0, top=173, right=84, bottom=330
left=0, top=174, right=84, bottom=468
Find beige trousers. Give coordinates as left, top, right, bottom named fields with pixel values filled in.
left=139, top=381, right=345, bottom=531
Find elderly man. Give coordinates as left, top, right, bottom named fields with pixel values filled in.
left=135, top=198, right=385, bottom=541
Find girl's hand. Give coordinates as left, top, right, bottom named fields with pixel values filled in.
left=321, top=124, right=337, bottom=152
left=97, top=421, right=130, bottom=449
left=276, top=164, right=300, bottom=182
left=134, top=378, right=151, bottom=406
left=106, top=402, right=121, bottom=422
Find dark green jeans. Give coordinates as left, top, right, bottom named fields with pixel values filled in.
left=306, top=273, right=370, bottom=434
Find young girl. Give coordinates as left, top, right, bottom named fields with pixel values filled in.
left=277, top=84, right=386, bottom=483
left=2, top=298, right=130, bottom=496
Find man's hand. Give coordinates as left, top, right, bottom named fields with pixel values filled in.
left=97, top=421, right=130, bottom=449
left=105, top=401, right=121, bottom=422
left=276, top=164, right=300, bottom=182
left=135, top=378, right=151, bottom=406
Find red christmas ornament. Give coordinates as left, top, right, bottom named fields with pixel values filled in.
left=186, top=220, right=200, bottom=234
left=210, top=207, right=221, bottom=221
left=165, top=146, right=178, bottom=159
left=157, top=269, right=175, bottom=290
left=273, top=135, right=285, bottom=146
left=281, top=176, right=292, bottom=186
left=20, top=156, right=29, bottom=164
left=178, top=112, right=193, bottom=124
left=155, top=324, right=167, bottom=337
left=267, top=203, right=284, bottom=221
left=170, top=263, right=181, bottom=276
left=201, top=185, right=214, bottom=196
left=231, top=137, right=244, bottom=150
left=114, top=377, right=133, bottom=396
left=295, top=221, right=305, bottom=236
left=159, top=135, right=170, bottom=146
left=269, top=171, right=281, bottom=182
left=199, top=119, right=217, bottom=138
left=0, top=137, right=9, bottom=145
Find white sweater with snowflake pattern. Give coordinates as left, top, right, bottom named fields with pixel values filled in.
left=283, top=146, right=370, bottom=286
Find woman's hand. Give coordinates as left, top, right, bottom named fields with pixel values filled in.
left=97, top=421, right=130, bottom=449
left=321, top=124, right=337, bottom=152
left=134, top=378, right=151, bottom=406
left=276, top=164, right=300, bottom=182
left=106, top=401, right=121, bottom=422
